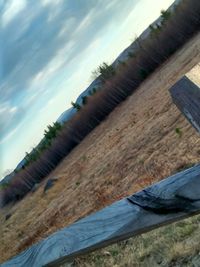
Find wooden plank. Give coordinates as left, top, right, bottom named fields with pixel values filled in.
left=169, top=76, right=200, bottom=132
left=2, top=164, right=200, bottom=267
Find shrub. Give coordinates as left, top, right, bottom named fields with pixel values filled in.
left=92, top=62, right=115, bottom=82
left=161, top=9, right=171, bottom=25
left=81, top=96, right=88, bottom=105
left=71, top=101, right=81, bottom=111
left=89, top=88, right=97, bottom=96
left=175, top=127, right=182, bottom=137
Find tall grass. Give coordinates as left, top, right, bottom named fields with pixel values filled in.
left=1, top=0, right=200, bottom=207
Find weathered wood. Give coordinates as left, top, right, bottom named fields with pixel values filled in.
left=170, top=76, right=200, bottom=132
left=2, top=164, right=200, bottom=267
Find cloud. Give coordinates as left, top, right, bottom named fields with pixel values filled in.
left=9, top=106, right=18, bottom=114
left=0, top=123, right=22, bottom=145
left=2, top=0, right=27, bottom=27
left=0, top=0, right=138, bottom=147
left=73, top=8, right=95, bottom=35
left=41, top=0, right=64, bottom=8
left=0, top=101, right=25, bottom=143
left=2, top=0, right=136, bottom=84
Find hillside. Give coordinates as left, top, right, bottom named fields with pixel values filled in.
left=0, top=32, right=200, bottom=264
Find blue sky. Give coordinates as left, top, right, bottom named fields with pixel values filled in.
left=0, top=0, right=174, bottom=179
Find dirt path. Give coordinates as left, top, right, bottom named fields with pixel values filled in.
left=0, top=33, right=200, bottom=264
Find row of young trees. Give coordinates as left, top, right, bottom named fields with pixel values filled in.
left=15, top=67, right=114, bottom=169
left=71, top=87, right=98, bottom=111
left=23, top=122, right=63, bottom=167
left=1, top=0, right=200, bottom=207
left=71, top=63, right=115, bottom=112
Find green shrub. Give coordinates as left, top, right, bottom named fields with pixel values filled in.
left=89, top=88, right=97, bottom=95
left=175, top=127, right=182, bottom=137
left=81, top=96, right=88, bottom=105
left=92, top=62, right=115, bottom=82
left=71, top=101, right=81, bottom=111
left=161, top=9, right=171, bottom=25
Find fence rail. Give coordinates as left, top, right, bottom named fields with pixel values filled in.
left=2, top=164, right=200, bottom=267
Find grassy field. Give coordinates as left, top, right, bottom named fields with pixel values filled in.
left=72, top=214, right=200, bottom=267
left=0, top=33, right=200, bottom=265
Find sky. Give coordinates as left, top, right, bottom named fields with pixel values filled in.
left=0, top=0, right=175, bottom=179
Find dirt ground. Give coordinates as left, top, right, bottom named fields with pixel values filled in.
left=0, top=33, right=200, bottom=264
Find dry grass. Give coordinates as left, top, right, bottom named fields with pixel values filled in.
left=73, top=214, right=200, bottom=267
left=0, top=33, right=200, bottom=264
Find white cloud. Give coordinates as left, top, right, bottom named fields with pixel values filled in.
left=0, top=102, right=12, bottom=116
left=47, top=98, right=55, bottom=106
left=0, top=121, right=23, bottom=145
left=9, top=106, right=18, bottom=113
left=42, top=0, right=63, bottom=7
left=104, top=0, right=120, bottom=11
left=0, top=105, right=7, bottom=115
left=25, top=92, right=40, bottom=106
left=28, top=40, right=77, bottom=95
left=57, top=17, right=76, bottom=38
left=2, top=0, right=26, bottom=27
left=38, top=97, right=55, bottom=115
left=74, top=9, right=95, bottom=35
left=30, top=50, right=68, bottom=90
left=42, top=0, right=65, bottom=23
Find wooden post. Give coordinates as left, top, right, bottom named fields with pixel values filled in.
left=2, top=164, right=200, bottom=267
left=170, top=76, right=200, bottom=132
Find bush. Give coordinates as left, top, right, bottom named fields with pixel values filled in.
left=71, top=101, right=81, bottom=111
left=175, top=127, right=182, bottom=137
left=161, top=9, right=171, bottom=25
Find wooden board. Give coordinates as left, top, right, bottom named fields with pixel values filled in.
left=170, top=76, right=200, bottom=132
left=2, top=164, right=200, bottom=267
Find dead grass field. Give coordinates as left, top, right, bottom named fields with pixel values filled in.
left=74, top=213, right=200, bottom=267
left=0, top=33, right=200, bottom=265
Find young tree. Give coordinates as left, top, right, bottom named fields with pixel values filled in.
left=149, top=24, right=161, bottom=36
left=161, top=9, right=171, bottom=25
left=92, top=62, right=115, bottom=82
left=89, top=88, right=97, bottom=96
left=81, top=96, right=88, bottom=105
left=71, top=101, right=81, bottom=111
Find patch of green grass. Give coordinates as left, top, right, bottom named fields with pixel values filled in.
left=175, top=223, right=198, bottom=240
left=81, top=155, right=87, bottom=161
left=175, top=127, right=182, bottom=137
left=109, top=249, right=119, bottom=257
